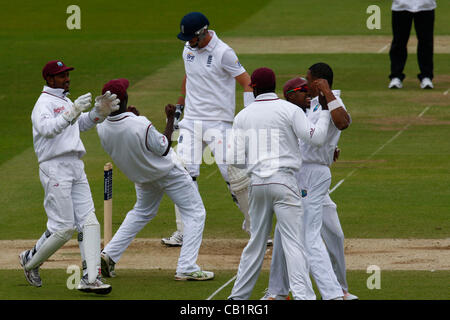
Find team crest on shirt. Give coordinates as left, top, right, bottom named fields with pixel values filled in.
left=206, top=55, right=213, bottom=67
left=313, top=103, right=320, bottom=112
left=235, top=59, right=242, bottom=67
left=53, top=106, right=65, bottom=114
left=186, top=52, right=195, bottom=62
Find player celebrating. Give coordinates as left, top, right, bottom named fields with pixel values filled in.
left=161, top=12, right=254, bottom=247
left=19, top=60, right=119, bottom=294
left=96, top=79, right=214, bottom=281
left=265, top=64, right=357, bottom=300
left=228, top=67, right=332, bottom=300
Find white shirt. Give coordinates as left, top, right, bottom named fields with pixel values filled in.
left=96, top=112, right=181, bottom=184
left=229, top=92, right=331, bottom=178
left=183, top=30, right=246, bottom=122
left=300, top=90, right=347, bottom=167
left=392, top=0, right=436, bottom=12
left=31, top=86, right=95, bottom=163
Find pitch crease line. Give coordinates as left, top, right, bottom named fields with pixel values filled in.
left=206, top=274, right=237, bottom=300
left=324, top=105, right=430, bottom=194
left=377, top=44, right=390, bottom=53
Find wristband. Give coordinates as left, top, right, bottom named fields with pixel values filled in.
left=243, top=92, right=255, bottom=108
left=327, top=99, right=341, bottom=111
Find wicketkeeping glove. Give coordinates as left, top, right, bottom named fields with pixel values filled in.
left=62, top=93, right=92, bottom=124
left=89, top=91, right=120, bottom=123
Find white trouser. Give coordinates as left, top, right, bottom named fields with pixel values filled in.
left=176, top=118, right=231, bottom=179
left=29, top=154, right=100, bottom=280
left=321, top=194, right=348, bottom=291
left=39, top=154, right=95, bottom=233
left=103, top=165, right=206, bottom=274
left=229, top=170, right=315, bottom=300
left=268, top=163, right=342, bottom=299
left=174, top=118, right=244, bottom=233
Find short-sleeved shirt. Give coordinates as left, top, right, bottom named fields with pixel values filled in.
left=392, top=0, right=436, bottom=12
left=182, top=30, right=246, bottom=122
left=96, top=112, right=180, bottom=184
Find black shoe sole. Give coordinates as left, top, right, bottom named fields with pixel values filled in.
left=78, top=286, right=112, bottom=295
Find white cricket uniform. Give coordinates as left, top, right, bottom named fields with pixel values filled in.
left=228, top=92, right=331, bottom=300
left=391, top=0, right=436, bottom=12
left=31, top=86, right=97, bottom=233
left=268, top=90, right=349, bottom=299
left=96, top=112, right=206, bottom=273
left=177, top=30, right=246, bottom=179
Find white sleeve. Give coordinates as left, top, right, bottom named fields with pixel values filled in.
left=31, top=104, right=69, bottom=138
left=292, top=108, right=330, bottom=147
left=77, top=112, right=96, bottom=132
left=145, top=123, right=169, bottom=156
left=221, top=48, right=246, bottom=77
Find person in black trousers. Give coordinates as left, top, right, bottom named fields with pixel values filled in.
left=388, top=1, right=436, bottom=89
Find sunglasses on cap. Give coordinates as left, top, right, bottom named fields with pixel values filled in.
left=286, top=85, right=309, bottom=94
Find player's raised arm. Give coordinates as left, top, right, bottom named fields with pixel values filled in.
left=311, top=79, right=351, bottom=130
left=145, top=104, right=175, bottom=157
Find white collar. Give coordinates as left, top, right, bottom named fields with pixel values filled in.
left=254, top=92, right=279, bottom=101
left=42, top=85, right=69, bottom=99
left=107, top=112, right=137, bottom=121
left=204, top=30, right=218, bottom=52
left=311, top=89, right=341, bottom=101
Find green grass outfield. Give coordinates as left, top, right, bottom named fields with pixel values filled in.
left=0, top=0, right=449, bottom=300
left=1, top=269, right=449, bottom=300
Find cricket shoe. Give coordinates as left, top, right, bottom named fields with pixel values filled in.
left=175, top=270, right=215, bottom=281
left=260, top=289, right=290, bottom=300
left=19, top=250, right=42, bottom=287
left=161, top=230, right=183, bottom=247
left=100, top=252, right=116, bottom=278
left=77, top=275, right=112, bottom=295
left=343, top=291, right=359, bottom=300
left=420, top=77, right=433, bottom=89
left=388, top=77, right=403, bottom=89
left=267, top=238, right=273, bottom=247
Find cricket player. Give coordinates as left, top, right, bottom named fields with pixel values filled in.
left=20, top=60, right=120, bottom=294
left=96, top=79, right=214, bottom=281
left=161, top=11, right=255, bottom=246
left=265, top=63, right=357, bottom=300
left=228, top=67, right=332, bottom=300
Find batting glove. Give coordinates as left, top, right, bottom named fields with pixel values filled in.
left=62, top=93, right=92, bottom=124
left=173, top=104, right=184, bottom=130
left=89, top=91, right=120, bottom=123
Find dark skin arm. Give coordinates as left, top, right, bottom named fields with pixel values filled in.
left=333, top=147, right=340, bottom=162
left=177, top=75, right=187, bottom=106
left=162, top=104, right=176, bottom=156
left=311, top=79, right=351, bottom=130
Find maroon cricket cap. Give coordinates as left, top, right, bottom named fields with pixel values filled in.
left=102, top=78, right=129, bottom=102
left=250, top=67, right=276, bottom=90
left=283, top=77, right=308, bottom=99
left=42, top=60, right=74, bottom=80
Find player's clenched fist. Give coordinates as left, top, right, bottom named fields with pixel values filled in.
left=310, top=79, right=331, bottom=97
left=165, top=104, right=176, bottom=119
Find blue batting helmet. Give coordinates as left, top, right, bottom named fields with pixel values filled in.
left=177, top=12, right=209, bottom=41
